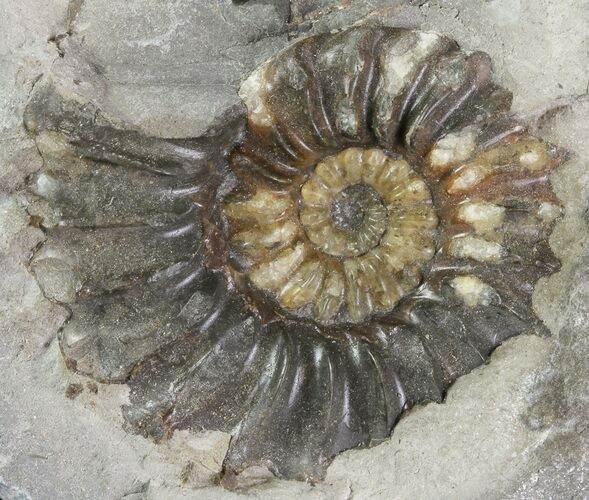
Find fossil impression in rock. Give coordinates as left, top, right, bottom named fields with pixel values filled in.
left=25, top=26, right=565, bottom=481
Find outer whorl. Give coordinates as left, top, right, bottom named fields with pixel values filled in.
left=26, top=26, right=565, bottom=481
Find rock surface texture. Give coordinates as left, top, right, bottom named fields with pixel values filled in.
left=0, top=1, right=587, bottom=499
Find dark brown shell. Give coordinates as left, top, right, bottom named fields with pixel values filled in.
left=26, top=25, right=564, bottom=481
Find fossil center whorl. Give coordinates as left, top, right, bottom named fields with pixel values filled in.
left=222, top=147, right=439, bottom=323
left=331, top=185, right=376, bottom=234
left=305, top=179, right=387, bottom=257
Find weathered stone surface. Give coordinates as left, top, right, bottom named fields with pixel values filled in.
left=50, top=0, right=291, bottom=138
left=0, top=480, right=31, bottom=500
left=508, top=260, right=589, bottom=498
left=0, top=0, right=69, bottom=192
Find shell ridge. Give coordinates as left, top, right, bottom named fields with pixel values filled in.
left=25, top=25, right=566, bottom=483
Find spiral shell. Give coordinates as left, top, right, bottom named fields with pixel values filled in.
left=225, top=147, right=437, bottom=322
left=25, top=25, right=565, bottom=481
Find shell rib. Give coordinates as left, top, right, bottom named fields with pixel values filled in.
left=25, top=25, right=564, bottom=482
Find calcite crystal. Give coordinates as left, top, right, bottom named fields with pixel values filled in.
left=26, top=25, right=565, bottom=481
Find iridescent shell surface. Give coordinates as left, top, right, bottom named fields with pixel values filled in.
left=26, top=26, right=564, bottom=481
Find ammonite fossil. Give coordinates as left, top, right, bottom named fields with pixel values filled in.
left=25, top=25, right=565, bottom=481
